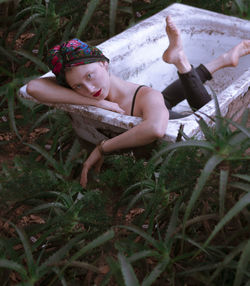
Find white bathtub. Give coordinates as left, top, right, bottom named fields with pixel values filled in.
left=19, top=3, right=250, bottom=143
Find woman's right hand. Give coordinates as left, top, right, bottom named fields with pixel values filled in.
left=97, top=100, right=125, bottom=114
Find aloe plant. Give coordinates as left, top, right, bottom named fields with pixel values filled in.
left=109, top=97, right=249, bottom=284
left=25, top=136, right=86, bottom=180
left=0, top=221, right=82, bottom=285
left=24, top=187, right=109, bottom=235
left=0, top=222, right=114, bottom=285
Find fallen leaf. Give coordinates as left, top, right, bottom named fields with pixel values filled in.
left=99, top=265, right=109, bottom=274
left=30, top=215, right=45, bottom=224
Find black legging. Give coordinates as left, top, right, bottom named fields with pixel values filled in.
left=162, top=64, right=212, bottom=119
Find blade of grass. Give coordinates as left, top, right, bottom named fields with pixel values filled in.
left=210, top=86, right=222, bottom=133
left=197, top=117, right=215, bottom=143
left=152, top=140, right=214, bottom=163
left=118, top=225, right=161, bottom=250
left=234, top=0, right=246, bottom=13
left=30, top=109, right=59, bottom=131
left=15, top=50, right=49, bottom=72
left=51, top=267, right=67, bottom=286
left=7, top=85, right=21, bottom=140
left=15, top=5, right=45, bottom=20
left=209, top=241, right=246, bottom=284
left=109, top=0, right=118, bottom=36
left=118, top=252, right=140, bottom=286
left=0, top=259, right=27, bottom=279
left=38, top=233, right=85, bottom=275
left=225, top=116, right=250, bottom=138
left=125, top=188, right=152, bottom=213
left=128, top=250, right=158, bottom=263
left=26, top=202, right=67, bottom=214
left=240, top=108, right=248, bottom=126
left=13, top=13, right=41, bottom=44
left=176, top=234, right=209, bottom=256
left=65, top=138, right=81, bottom=169
left=232, top=174, right=250, bottom=183
left=24, top=143, right=62, bottom=173
left=76, top=0, right=100, bottom=38
left=230, top=182, right=250, bottom=192
left=70, top=230, right=114, bottom=261
left=121, top=180, right=154, bottom=200
left=183, top=154, right=223, bottom=233
left=227, top=131, right=248, bottom=148
left=219, top=169, right=229, bottom=218
left=164, top=198, right=181, bottom=247
left=204, top=192, right=250, bottom=248
left=47, top=230, right=115, bottom=286
left=233, top=239, right=250, bottom=286
left=106, top=257, right=123, bottom=285
left=9, top=222, right=35, bottom=277
left=142, top=259, right=169, bottom=286
left=0, top=46, right=21, bottom=64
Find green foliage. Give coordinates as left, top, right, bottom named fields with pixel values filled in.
left=98, top=153, right=148, bottom=190
left=76, top=0, right=100, bottom=39
left=26, top=188, right=110, bottom=235
left=1, top=0, right=250, bottom=284
left=0, top=156, right=59, bottom=200
left=1, top=105, right=249, bottom=285
left=181, top=0, right=250, bottom=19
left=109, top=104, right=250, bottom=285
left=132, top=0, right=249, bottom=21
left=0, top=126, right=85, bottom=200
left=0, top=221, right=114, bottom=285
left=117, top=252, right=140, bottom=286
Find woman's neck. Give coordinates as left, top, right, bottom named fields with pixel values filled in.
left=107, top=74, right=137, bottom=103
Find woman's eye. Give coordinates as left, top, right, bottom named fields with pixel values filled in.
left=75, top=84, right=82, bottom=89
left=87, top=73, right=92, bottom=79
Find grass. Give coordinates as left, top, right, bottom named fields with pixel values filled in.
left=0, top=0, right=250, bottom=284
left=1, top=105, right=249, bottom=284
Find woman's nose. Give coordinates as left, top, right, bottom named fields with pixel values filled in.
left=83, top=82, right=95, bottom=93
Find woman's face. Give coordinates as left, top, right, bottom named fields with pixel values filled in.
left=65, top=61, right=110, bottom=100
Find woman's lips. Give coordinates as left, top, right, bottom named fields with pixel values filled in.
left=93, top=89, right=102, bottom=97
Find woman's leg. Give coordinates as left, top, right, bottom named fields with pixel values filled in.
left=204, top=40, right=250, bottom=74
left=162, top=16, right=250, bottom=113
left=162, top=16, right=212, bottom=113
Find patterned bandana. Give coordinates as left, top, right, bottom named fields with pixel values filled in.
left=47, top=38, right=109, bottom=87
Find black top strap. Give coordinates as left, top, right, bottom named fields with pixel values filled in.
left=130, top=85, right=145, bottom=116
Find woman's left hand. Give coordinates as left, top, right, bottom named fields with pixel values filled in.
left=80, top=147, right=104, bottom=188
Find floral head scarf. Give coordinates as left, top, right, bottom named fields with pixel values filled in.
left=47, top=38, right=109, bottom=87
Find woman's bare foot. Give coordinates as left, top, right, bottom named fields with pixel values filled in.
left=222, top=40, right=250, bottom=67
left=205, top=40, right=250, bottom=74
left=162, top=16, right=191, bottom=73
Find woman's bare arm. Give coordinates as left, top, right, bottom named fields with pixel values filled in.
left=26, top=77, right=125, bottom=114
left=103, top=88, right=169, bottom=151
left=81, top=88, right=169, bottom=187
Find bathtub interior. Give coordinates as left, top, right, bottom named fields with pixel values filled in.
left=100, top=6, right=250, bottom=115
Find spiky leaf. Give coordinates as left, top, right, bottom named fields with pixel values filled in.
left=118, top=252, right=140, bottom=286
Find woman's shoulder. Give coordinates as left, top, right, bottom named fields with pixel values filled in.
left=139, top=86, right=163, bottom=99
left=133, top=85, right=166, bottom=116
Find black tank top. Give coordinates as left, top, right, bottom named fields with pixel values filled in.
left=130, top=85, right=145, bottom=116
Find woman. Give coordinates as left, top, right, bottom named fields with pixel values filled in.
left=27, top=16, right=250, bottom=187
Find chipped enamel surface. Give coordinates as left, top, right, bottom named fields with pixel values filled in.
left=19, top=3, right=250, bottom=144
